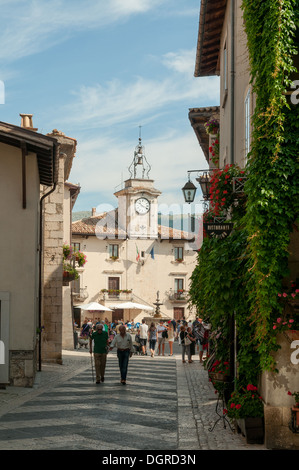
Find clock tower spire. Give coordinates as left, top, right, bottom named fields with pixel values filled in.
left=114, top=130, right=161, bottom=239
left=128, top=126, right=151, bottom=180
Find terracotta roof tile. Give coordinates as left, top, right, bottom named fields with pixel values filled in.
left=72, top=212, right=194, bottom=241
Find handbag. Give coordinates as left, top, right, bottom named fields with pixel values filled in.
left=184, top=334, right=191, bottom=346
left=162, top=330, right=168, bottom=339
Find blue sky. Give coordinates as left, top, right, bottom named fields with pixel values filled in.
left=0, top=0, right=219, bottom=215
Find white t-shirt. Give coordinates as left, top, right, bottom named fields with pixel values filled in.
left=139, top=323, right=148, bottom=339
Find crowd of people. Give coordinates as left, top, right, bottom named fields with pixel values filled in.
left=134, top=317, right=209, bottom=363
left=78, top=316, right=209, bottom=386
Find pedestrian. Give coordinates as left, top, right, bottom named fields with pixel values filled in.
left=180, top=325, right=192, bottom=363
left=176, top=320, right=181, bottom=342
left=157, top=319, right=167, bottom=356
left=138, top=319, right=149, bottom=355
left=187, top=326, right=196, bottom=362
left=148, top=322, right=158, bottom=357
left=81, top=319, right=91, bottom=337
left=167, top=320, right=175, bottom=356
left=89, top=324, right=109, bottom=384
left=193, top=318, right=205, bottom=363
left=109, top=324, right=134, bottom=385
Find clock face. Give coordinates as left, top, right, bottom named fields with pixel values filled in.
left=135, top=197, right=150, bottom=214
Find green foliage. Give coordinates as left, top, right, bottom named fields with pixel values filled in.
left=242, top=0, right=299, bottom=371
left=226, top=385, right=264, bottom=419
left=189, top=0, right=299, bottom=388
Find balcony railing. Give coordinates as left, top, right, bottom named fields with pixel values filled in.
left=168, top=290, right=188, bottom=302
left=72, top=287, right=89, bottom=302
left=99, top=290, right=133, bottom=301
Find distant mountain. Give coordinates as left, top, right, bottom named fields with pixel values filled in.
left=72, top=211, right=201, bottom=232
left=72, top=211, right=91, bottom=222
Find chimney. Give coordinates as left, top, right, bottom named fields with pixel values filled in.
left=20, top=114, right=38, bottom=132
left=92, top=207, right=96, bottom=216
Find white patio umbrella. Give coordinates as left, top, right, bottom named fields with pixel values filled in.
left=79, top=302, right=112, bottom=311
left=110, top=301, right=154, bottom=311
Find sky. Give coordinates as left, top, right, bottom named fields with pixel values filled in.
left=0, top=0, right=219, bottom=216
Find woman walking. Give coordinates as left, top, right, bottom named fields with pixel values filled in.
left=167, top=320, right=175, bottom=356
left=148, top=322, right=158, bottom=357
left=187, top=326, right=196, bottom=363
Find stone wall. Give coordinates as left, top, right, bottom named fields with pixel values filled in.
left=261, top=331, right=299, bottom=449
left=41, top=152, right=65, bottom=364
left=10, top=349, right=37, bottom=387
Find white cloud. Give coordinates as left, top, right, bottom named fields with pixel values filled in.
left=0, top=0, right=165, bottom=62
left=57, top=72, right=219, bottom=130
left=162, top=49, right=196, bottom=74
left=71, top=128, right=208, bottom=213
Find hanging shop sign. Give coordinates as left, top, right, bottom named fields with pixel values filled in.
left=203, top=222, right=234, bottom=239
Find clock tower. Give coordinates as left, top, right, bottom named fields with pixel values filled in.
left=114, top=136, right=161, bottom=239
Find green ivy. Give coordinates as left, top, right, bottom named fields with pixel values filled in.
left=242, top=0, right=299, bottom=371
left=189, top=0, right=299, bottom=385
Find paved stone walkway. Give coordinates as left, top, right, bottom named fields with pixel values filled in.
left=0, top=344, right=267, bottom=451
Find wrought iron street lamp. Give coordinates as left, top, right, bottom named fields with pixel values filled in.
left=182, top=169, right=212, bottom=204
left=182, top=177, right=197, bottom=203
left=196, top=171, right=210, bottom=199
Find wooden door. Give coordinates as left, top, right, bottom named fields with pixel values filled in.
left=173, top=307, right=185, bottom=321
left=112, top=309, right=124, bottom=323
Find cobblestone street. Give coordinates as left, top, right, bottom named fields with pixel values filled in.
left=0, top=343, right=267, bottom=451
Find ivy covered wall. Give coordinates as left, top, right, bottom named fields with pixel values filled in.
left=189, top=0, right=299, bottom=387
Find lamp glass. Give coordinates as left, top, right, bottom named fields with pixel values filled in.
left=182, top=181, right=197, bottom=203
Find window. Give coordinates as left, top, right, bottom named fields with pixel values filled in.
left=174, top=278, right=184, bottom=294
left=245, top=88, right=251, bottom=159
left=108, top=277, right=120, bottom=297
left=174, top=247, right=184, bottom=262
left=109, top=244, right=119, bottom=259
left=72, top=242, right=80, bottom=252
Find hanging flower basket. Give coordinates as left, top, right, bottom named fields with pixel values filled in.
left=204, top=119, right=219, bottom=135
left=63, top=263, right=79, bottom=284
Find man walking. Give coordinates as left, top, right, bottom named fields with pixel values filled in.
left=138, top=319, right=148, bottom=355
left=109, top=325, right=134, bottom=385
left=89, top=324, right=108, bottom=384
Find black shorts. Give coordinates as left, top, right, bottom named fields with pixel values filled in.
left=140, top=338, right=147, bottom=346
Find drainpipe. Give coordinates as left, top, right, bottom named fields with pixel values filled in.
left=230, top=0, right=235, bottom=165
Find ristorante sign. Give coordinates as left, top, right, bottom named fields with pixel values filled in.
left=203, top=222, right=234, bottom=239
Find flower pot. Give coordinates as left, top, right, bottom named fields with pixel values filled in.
left=237, top=417, right=264, bottom=444
left=209, top=371, right=232, bottom=382
left=63, top=271, right=76, bottom=285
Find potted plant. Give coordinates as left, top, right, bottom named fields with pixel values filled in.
left=204, top=119, right=219, bottom=135
left=208, top=359, right=231, bottom=382
left=74, top=250, right=87, bottom=267
left=63, top=243, right=73, bottom=260
left=63, top=262, right=79, bottom=282
left=226, top=384, right=264, bottom=444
